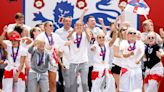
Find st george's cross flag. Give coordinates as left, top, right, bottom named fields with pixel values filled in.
left=125, top=0, right=150, bottom=15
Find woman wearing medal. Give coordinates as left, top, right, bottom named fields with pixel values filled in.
left=0, top=31, right=27, bottom=92
left=27, top=37, right=57, bottom=92
left=90, top=32, right=115, bottom=92
left=36, top=21, right=70, bottom=92
left=119, top=27, right=145, bottom=92
left=36, top=21, right=68, bottom=92
left=144, top=32, right=164, bottom=92
left=111, top=25, right=127, bottom=92
left=67, top=20, right=91, bottom=92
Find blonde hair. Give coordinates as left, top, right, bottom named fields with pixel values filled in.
left=146, top=31, right=156, bottom=39
left=142, top=19, right=153, bottom=27
left=35, top=36, right=45, bottom=45
left=97, top=32, right=105, bottom=37
left=44, top=21, right=52, bottom=26
left=126, top=27, right=137, bottom=34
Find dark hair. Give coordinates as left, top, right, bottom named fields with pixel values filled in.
left=86, top=16, right=95, bottom=22
left=64, top=16, right=72, bottom=20
left=14, top=25, right=23, bottom=35
left=109, top=22, right=115, bottom=27
left=110, top=31, right=114, bottom=38
left=110, top=29, right=118, bottom=38
left=15, top=12, right=24, bottom=19
left=35, top=23, right=43, bottom=27
left=30, top=27, right=39, bottom=39
left=63, top=16, right=72, bottom=23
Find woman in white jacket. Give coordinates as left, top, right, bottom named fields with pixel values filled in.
left=119, top=27, right=145, bottom=92
left=91, top=32, right=115, bottom=92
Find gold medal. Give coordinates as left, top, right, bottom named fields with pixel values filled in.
left=76, top=48, right=80, bottom=52
left=102, top=61, right=105, bottom=64
left=13, top=63, right=16, bottom=67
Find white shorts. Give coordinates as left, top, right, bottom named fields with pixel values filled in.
left=48, top=63, right=58, bottom=72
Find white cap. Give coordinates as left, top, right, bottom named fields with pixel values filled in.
left=126, top=27, right=137, bottom=34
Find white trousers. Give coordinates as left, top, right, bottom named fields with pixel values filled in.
left=2, top=68, right=25, bottom=92
left=144, top=62, right=164, bottom=92
left=3, top=78, right=25, bottom=92
left=119, top=67, right=143, bottom=92
left=91, top=69, right=115, bottom=92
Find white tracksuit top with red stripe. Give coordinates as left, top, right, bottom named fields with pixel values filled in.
left=92, top=43, right=112, bottom=71
left=4, top=43, right=27, bottom=72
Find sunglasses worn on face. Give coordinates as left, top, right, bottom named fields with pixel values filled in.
left=49, top=24, right=53, bottom=27
left=98, top=36, right=105, bottom=39
left=128, top=32, right=136, bottom=35
left=120, top=29, right=127, bottom=31
left=76, top=24, right=83, bottom=27
left=148, top=37, right=155, bottom=40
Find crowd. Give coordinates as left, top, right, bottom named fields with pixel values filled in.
left=0, top=1, right=164, bottom=92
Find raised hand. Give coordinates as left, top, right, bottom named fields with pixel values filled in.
left=84, top=8, right=88, bottom=13
left=159, top=28, right=164, bottom=37
left=83, top=24, right=87, bottom=32
left=98, top=18, right=104, bottom=24
left=91, top=44, right=96, bottom=51
left=3, top=25, right=8, bottom=33
left=119, top=1, right=127, bottom=11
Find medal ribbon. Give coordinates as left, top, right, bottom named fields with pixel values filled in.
left=45, top=32, right=54, bottom=46
left=38, top=52, right=44, bottom=66
left=128, top=41, right=136, bottom=51
left=99, top=44, right=106, bottom=61
left=12, top=46, right=19, bottom=63
left=76, top=33, right=82, bottom=48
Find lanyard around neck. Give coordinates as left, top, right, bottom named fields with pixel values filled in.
left=99, top=44, right=106, bottom=61
left=12, top=46, right=19, bottom=63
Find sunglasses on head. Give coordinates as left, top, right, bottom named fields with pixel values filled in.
left=148, top=37, right=155, bottom=40
left=128, top=32, right=136, bottom=35
left=98, top=36, right=105, bottom=39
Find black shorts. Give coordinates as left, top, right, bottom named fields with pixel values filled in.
left=111, top=64, right=121, bottom=74
left=0, top=69, right=4, bottom=81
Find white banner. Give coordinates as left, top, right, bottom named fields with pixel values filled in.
left=24, top=0, right=138, bottom=30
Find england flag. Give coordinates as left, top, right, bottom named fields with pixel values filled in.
left=125, top=0, right=150, bottom=15
left=24, top=0, right=138, bottom=30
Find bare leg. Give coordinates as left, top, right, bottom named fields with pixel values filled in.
left=48, top=71, right=56, bottom=92
left=113, top=73, right=120, bottom=92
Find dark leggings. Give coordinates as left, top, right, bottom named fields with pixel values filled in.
left=88, top=66, right=93, bottom=91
